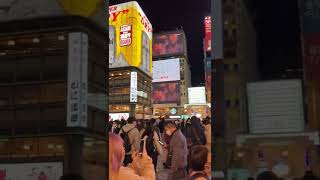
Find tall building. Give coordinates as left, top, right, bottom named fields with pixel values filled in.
left=211, top=0, right=259, bottom=174
left=152, top=30, right=191, bottom=119
left=223, top=0, right=320, bottom=178
left=108, top=1, right=153, bottom=120
left=0, top=0, right=108, bottom=178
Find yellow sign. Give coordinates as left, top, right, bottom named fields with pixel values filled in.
left=109, top=1, right=153, bottom=75
left=58, top=0, right=102, bottom=17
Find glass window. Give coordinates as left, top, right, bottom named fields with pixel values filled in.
left=224, top=64, right=230, bottom=72
left=41, top=83, right=66, bottom=103
left=15, top=85, right=40, bottom=105
left=235, top=99, right=240, bottom=107
left=226, top=100, right=231, bottom=108
left=234, top=64, right=239, bottom=72
left=43, top=55, right=67, bottom=81
left=16, top=58, right=42, bottom=82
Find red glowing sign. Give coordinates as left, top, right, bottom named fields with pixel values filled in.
left=204, top=16, right=211, bottom=52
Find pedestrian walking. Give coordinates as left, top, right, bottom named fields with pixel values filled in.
left=164, top=121, right=188, bottom=180
left=119, top=117, right=140, bottom=166
left=141, top=121, right=163, bottom=171
left=202, top=117, right=211, bottom=152
left=183, top=116, right=207, bottom=149
left=158, top=118, right=165, bottom=135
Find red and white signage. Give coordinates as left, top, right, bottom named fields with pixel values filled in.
left=204, top=16, right=212, bottom=52
left=120, top=25, right=132, bottom=46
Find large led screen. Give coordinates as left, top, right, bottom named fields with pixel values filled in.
left=152, top=58, right=180, bottom=82
left=152, top=82, right=180, bottom=104
left=153, top=32, right=186, bottom=57
left=188, top=87, right=206, bottom=104
left=109, top=1, right=153, bottom=75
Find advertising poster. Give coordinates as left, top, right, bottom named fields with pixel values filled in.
left=153, top=32, right=187, bottom=57
left=204, top=16, right=212, bottom=52
left=67, top=32, right=88, bottom=128
left=152, top=58, right=181, bottom=82
left=0, top=162, right=63, bottom=180
left=152, top=82, right=181, bottom=104
left=109, top=1, right=153, bottom=76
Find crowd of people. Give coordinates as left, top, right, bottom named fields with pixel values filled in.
left=246, top=170, right=320, bottom=180
left=108, top=116, right=212, bottom=180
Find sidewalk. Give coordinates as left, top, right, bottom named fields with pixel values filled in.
left=156, top=148, right=170, bottom=180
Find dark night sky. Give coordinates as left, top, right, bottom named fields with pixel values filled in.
left=110, top=0, right=302, bottom=82
left=110, top=0, right=211, bottom=86
left=252, top=0, right=302, bottom=79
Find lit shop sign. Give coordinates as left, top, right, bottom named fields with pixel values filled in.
left=169, top=116, right=180, bottom=119
left=170, top=108, right=177, bottom=115
left=130, top=72, right=138, bottom=102
left=137, top=91, right=148, bottom=98
left=120, top=25, right=132, bottom=46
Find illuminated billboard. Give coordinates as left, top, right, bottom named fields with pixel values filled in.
left=109, top=1, right=153, bottom=76
left=153, top=32, right=187, bottom=57
left=152, top=58, right=180, bottom=82
left=188, top=87, right=206, bottom=104
left=152, top=82, right=181, bottom=104
left=109, top=113, right=129, bottom=121
left=204, top=16, right=212, bottom=52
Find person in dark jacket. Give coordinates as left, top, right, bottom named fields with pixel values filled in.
left=164, top=121, right=188, bottom=180
left=59, top=174, right=85, bottom=180
left=183, top=116, right=207, bottom=149
left=158, top=118, right=165, bottom=135
left=257, top=171, right=279, bottom=180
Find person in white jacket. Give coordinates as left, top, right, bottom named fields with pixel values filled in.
left=119, top=117, right=140, bottom=166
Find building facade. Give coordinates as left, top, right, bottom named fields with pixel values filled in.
left=108, top=1, right=153, bottom=120
left=152, top=30, right=191, bottom=119
left=0, top=16, right=107, bottom=179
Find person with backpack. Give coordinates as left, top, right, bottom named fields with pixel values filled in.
left=141, top=121, right=163, bottom=171
left=188, top=145, right=210, bottom=180
left=119, top=116, right=139, bottom=166
left=183, top=116, right=207, bottom=149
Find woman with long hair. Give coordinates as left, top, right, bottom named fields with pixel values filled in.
left=141, top=122, right=163, bottom=171
left=109, top=133, right=155, bottom=180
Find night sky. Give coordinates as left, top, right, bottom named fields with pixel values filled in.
left=252, top=0, right=302, bottom=79
left=110, top=0, right=302, bottom=83
left=110, top=0, right=211, bottom=86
